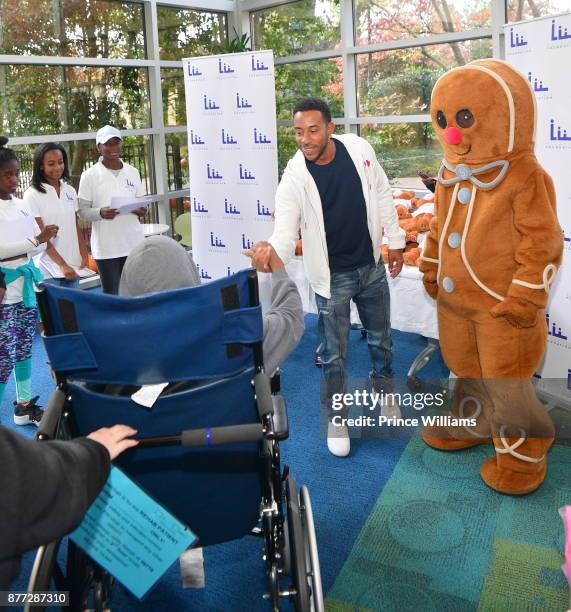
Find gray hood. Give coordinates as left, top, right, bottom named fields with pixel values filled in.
left=119, top=235, right=200, bottom=297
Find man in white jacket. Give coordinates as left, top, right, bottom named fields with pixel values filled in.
left=248, top=98, right=404, bottom=457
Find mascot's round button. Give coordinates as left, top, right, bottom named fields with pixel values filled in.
left=442, top=277, right=455, bottom=293
left=458, top=187, right=472, bottom=204
left=455, top=164, right=472, bottom=180
left=447, top=232, right=461, bottom=248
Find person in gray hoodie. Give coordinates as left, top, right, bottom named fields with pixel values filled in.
left=119, top=235, right=304, bottom=376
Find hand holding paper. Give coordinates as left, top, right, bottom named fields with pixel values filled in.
left=110, top=195, right=156, bottom=215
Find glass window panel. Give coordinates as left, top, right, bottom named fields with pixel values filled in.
left=276, top=58, right=344, bottom=121
left=357, top=38, right=492, bottom=116
left=165, top=133, right=189, bottom=192
left=354, top=0, right=492, bottom=45
left=157, top=7, right=227, bottom=61
left=251, top=0, right=341, bottom=57
left=507, top=0, right=570, bottom=22
left=0, top=65, right=150, bottom=137
left=361, top=122, right=441, bottom=181
left=0, top=0, right=145, bottom=59
left=162, top=68, right=186, bottom=127
left=12, top=135, right=154, bottom=195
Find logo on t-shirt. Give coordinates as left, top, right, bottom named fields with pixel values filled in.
left=65, top=192, right=76, bottom=204
left=125, top=179, right=136, bottom=190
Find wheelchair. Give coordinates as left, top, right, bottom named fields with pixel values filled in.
left=26, top=269, right=323, bottom=612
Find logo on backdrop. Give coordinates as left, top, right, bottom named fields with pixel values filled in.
left=251, top=55, right=269, bottom=72
left=547, top=119, right=571, bottom=149
left=253, top=128, right=274, bottom=150
left=241, top=233, right=255, bottom=250
left=206, top=163, right=224, bottom=183
left=509, top=27, right=528, bottom=48
left=550, top=18, right=571, bottom=41
left=528, top=71, right=549, bottom=93
left=190, top=130, right=206, bottom=147
left=218, top=58, right=236, bottom=76
left=548, top=18, right=571, bottom=49
left=221, top=129, right=239, bottom=148
left=235, top=92, right=254, bottom=113
left=239, top=163, right=256, bottom=182
left=187, top=64, right=205, bottom=80
left=546, top=312, right=569, bottom=347
left=203, top=95, right=222, bottom=113
left=250, top=54, right=273, bottom=79
left=209, top=231, right=227, bottom=249
left=191, top=197, right=209, bottom=215
left=256, top=199, right=273, bottom=218
left=223, top=197, right=241, bottom=217
left=195, top=263, right=212, bottom=280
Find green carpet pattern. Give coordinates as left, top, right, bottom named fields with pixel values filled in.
left=326, top=437, right=571, bottom=611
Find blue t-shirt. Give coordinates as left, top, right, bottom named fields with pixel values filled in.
left=306, top=139, right=374, bottom=273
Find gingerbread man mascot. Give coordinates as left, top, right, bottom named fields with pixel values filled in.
left=419, top=59, right=563, bottom=495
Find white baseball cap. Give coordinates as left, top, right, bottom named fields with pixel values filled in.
left=96, top=125, right=122, bottom=145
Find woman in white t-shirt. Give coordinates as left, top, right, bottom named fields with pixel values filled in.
left=77, top=126, right=147, bottom=294
left=23, top=143, right=89, bottom=289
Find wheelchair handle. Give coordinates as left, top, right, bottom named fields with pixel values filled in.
left=136, top=423, right=264, bottom=448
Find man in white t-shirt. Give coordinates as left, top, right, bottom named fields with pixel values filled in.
left=78, top=126, right=147, bottom=294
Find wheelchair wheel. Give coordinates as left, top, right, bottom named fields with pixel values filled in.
left=67, top=541, right=113, bottom=612
left=25, top=541, right=62, bottom=612
left=285, top=474, right=310, bottom=612
left=300, top=486, right=324, bottom=612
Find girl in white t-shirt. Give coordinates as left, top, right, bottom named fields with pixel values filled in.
left=0, top=137, right=58, bottom=425
left=23, top=143, right=90, bottom=289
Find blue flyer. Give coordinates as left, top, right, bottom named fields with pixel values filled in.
left=70, top=466, right=197, bottom=599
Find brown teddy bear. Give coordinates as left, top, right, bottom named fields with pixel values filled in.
left=419, top=59, right=563, bottom=495
left=403, top=244, right=421, bottom=266
left=395, top=204, right=412, bottom=220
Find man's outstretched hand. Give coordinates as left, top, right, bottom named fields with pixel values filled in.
left=244, top=241, right=284, bottom=273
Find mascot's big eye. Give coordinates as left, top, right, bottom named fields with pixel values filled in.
left=456, top=108, right=474, bottom=128
left=436, top=111, right=447, bottom=129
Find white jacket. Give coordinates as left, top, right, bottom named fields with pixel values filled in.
left=269, top=134, right=405, bottom=299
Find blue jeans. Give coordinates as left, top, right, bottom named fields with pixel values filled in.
left=315, top=262, right=393, bottom=418
left=42, top=277, right=80, bottom=289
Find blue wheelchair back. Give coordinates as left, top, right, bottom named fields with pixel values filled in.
left=29, top=269, right=323, bottom=612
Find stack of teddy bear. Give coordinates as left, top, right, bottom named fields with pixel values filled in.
left=382, top=189, right=435, bottom=267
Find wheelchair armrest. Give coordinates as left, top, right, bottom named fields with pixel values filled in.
left=36, top=388, right=66, bottom=441
left=271, top=395, right=289, bottom=441
left=254, top=372, right=273, bottom=417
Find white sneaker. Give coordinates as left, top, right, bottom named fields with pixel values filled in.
left=327, top=422, right=350, bottom=457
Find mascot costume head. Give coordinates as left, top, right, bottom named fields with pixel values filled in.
left=419, top=59, right=563, bottom=495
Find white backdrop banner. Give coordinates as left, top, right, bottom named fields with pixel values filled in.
left=505, top=13, right=571, bottom=401
left=182, top=51, right=277, bottom=282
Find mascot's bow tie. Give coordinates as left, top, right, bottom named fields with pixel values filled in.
left=438, top=159, right=510, bottom=189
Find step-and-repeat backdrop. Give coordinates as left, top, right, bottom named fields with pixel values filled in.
left=183, top=50, right=278, bottom=284
left=506, top=12, right=571, bottom=402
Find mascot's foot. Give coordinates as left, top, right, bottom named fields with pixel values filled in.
left=422, top=427, right=491, bottom=451
left=480, top=434, right=554, bottom=495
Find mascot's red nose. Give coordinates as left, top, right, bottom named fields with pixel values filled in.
left=443, top=127, right=462, bottom=145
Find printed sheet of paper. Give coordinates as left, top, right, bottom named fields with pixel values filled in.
left=110, top=195, right=157, bottom=215
left=70, top=467, right=197, bottom=600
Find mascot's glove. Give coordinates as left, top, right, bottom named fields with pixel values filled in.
left=422, top=269, right=438, bottom=299
left=490, top=296, right=538, bottom=329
